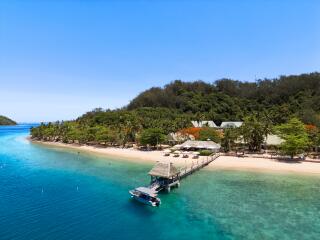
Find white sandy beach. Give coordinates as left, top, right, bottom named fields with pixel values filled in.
left=212, top=156, right=320, bottom=175
left=31, top=140, right=320, bottom=176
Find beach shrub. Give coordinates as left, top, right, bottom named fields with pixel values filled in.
left=199, top=150, right=213, bottom=156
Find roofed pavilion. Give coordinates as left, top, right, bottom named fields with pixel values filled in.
left=148, top=162, right=180, bottom=192
left=149, top=162, right=179, bottom=179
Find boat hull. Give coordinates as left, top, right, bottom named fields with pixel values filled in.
left=129, top=190, right=161, bottom=207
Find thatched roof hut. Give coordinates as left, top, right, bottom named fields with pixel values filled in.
left=178, top=140, right=221, bottom=151
left=149, top=162, right=179, bottom=179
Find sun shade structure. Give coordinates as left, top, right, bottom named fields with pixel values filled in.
left=178, top=140, right=221, bottom=151
left=135, top=187, right=158, bottom=197
left=149, top=162, right=179, bottom=179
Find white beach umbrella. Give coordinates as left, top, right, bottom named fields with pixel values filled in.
left=172, top=144, right=182, bottom=149
left=174, top=150, right=181, bottom=154
left=193, top=152, right=200, bottom=155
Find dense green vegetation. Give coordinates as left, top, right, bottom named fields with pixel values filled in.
left=31, top=72, right=320, bottom=157
left=198, top=128, right=222, bottom=143
left=139, top=128, right=166, bottom=147
left=31, top=108, right=193, bottom=146
left=128, top=72, right=320, bottom=126
left=0, top=115, right=16, bottom=125
left=239, top=115, right=272, bottom=152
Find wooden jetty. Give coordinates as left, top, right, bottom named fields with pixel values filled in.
left=140, top=153, right=221, bottom=193
left=179, top=153, right=221, bottom=179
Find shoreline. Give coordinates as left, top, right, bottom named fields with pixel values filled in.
left=30, top=139, right=320, bottom=176
left=31, top=139, right=154, bottom=164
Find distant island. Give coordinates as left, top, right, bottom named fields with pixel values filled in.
left=0, top=115, right=16, bottom=125
left=30, top=72, right=320, bottom=160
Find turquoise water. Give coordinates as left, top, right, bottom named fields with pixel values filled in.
left=0, top=125, right=320, bottom=240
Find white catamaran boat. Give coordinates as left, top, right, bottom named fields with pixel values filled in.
left=129, top=187, right=161, bottom=207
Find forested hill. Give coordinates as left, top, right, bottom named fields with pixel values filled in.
left=127, top=72, right=320, bottom=126
left=31, top=72, right=320, bottom=149
left=0, top=116, right=17, bottom=125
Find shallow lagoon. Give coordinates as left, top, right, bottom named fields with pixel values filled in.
left=0, top=125, right=319, bottom=240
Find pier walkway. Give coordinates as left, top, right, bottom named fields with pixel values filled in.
left=178, top=153, right=221, bottom=179
left=144, top=153, right=221, bottom=193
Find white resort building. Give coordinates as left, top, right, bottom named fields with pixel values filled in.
left=191, top=120, right=243, bottom=129
left=191, top=121, right=218, bottom=128
left=220, top=121, right=243, bottom=128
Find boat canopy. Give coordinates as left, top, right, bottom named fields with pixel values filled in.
left=135, top=187, right=158, bottom=197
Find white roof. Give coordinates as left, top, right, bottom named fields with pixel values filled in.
left=191, top=121, right=218, bottom=128
left=265, top=134, right=284, bottom=146
left=135, top=187, right=158, bottom=197
left=220, top=121, right=243, bottom=128
left=168, top=132, right=194, bottom=141
left=178, top=140, right=221, bottom=150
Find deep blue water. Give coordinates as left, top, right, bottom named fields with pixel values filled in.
left=0, top=125, right=320, bottom=240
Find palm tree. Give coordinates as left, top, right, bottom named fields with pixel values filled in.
left=261, top=113, right=274, bottom=151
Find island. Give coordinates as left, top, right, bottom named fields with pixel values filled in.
left=30, top=72, right=320, bottom=174
left=0, top=115, right=17, bottom=125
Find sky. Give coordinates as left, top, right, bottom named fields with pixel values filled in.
left=1, top=0, right=319, bottom=123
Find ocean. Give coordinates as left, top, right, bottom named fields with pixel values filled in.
left=0, top=125, right=319, bottom=240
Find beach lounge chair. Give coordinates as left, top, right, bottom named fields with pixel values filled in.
left=173, top=151, right=181, bottom=157
left=163, top=149, right=171, bottom=156
left=192, top=152, right=200, bottom=159
left=182, top=152, right=189, bottom=158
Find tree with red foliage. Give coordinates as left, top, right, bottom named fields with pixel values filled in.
left=179, top=127, right=201, bottom=139
left=305, top=124, right=320, bottom=152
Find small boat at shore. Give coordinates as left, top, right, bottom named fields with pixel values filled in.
left=129, top=187, right=161, bottom=207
